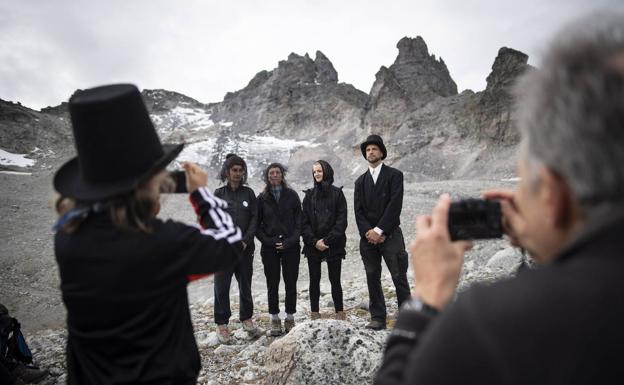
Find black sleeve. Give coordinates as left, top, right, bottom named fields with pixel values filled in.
left=243, top=188, right=258, bottom=246
left=374, top=308, right=435, bottom=385
left=284, top=190, right=302, bottom=249
left=377, top=170, right=403, bottom=235
left=255, top=193, right=275, bottom=247
left=376, top=294, right=504, bottom=385
left=181, top=187, right=243, bottom=274
left=323, top=189, right=348, bottom=246
left=301, top=193, right=316, bottom=248
left=354, top=177, right=372, bottom=238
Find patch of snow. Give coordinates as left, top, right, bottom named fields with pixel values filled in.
left=0, top=171, right=32, bottom=176
left=0, top=149, right=35, bottom=167
left=501, top=177, right=520, bottom=182
left=218, top=121, right=234, bottom=128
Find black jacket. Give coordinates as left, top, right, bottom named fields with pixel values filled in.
left=55, top=187, right=242, bottom=385
left=375, top=213, right=624, bottom=385
left=301, top=185, right=348, bottom=261
left=256, top=187, right=302, bottom=251
left=354, top=164, right=403, bottom=238
left=214, top=184, right=258, bottom=248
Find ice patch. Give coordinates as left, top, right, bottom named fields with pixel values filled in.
left=0, top=149, right=35, bottom=168
left=151, top=105, right=214, bottom=132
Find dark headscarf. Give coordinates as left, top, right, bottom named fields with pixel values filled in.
left=312, top=160, right=334, bottom=196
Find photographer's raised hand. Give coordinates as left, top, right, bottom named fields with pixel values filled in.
left=183, top=162, right=208, bottom=193
left=482, top=189, right=525, bottom=248
left=410, top=194, right=472, bottom=309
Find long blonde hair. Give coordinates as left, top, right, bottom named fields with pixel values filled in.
left=55, top=171, right=175, bottom=233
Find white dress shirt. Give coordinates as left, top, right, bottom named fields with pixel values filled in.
left=369, top=163, right=384, bottom=235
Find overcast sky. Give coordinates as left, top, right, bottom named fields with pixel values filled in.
left=0, top=0, right=620, bottom=110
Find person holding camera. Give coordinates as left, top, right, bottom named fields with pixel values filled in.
left=53, top=84, right=242, bottom=384
left=375, top=12, right=624, bottom=384
left=354, top=135, right=411, bottom=330
left=213, top=154, right=259, bottom=343
left=301, top=160, right=348, bottom=321
left=256, top=163, right=302, bottom=336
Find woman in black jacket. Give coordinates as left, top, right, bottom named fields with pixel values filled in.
left=256, top=163, right=302, bottom=336
left=301, top=160, right=348, bottom=320
left=53, top=84, right=241, bottom=385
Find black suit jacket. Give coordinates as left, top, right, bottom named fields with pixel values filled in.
left=354, top=164, right=404, bottom=239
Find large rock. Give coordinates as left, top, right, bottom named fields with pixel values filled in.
left=264, top=320, right=388, bottom=385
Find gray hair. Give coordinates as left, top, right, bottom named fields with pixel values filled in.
left=515, top=12, right=624, bottom=208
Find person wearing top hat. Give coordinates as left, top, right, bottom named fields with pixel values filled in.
left=53, top=84, right=242, bottom=384
left=354, top=134, right=411, bottom=330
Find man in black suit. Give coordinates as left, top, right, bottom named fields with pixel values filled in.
left=354, top=135, right=411, bottom=330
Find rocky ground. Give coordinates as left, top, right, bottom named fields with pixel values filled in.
left=1, top=170, right=523, bottom=384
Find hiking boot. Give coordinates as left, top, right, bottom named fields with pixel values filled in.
left=335, top=311, right=346, bottom=321
left=310, top=311, right=321, bottom=320
left=270, top=318, right=282, bottom=336
left=242, top=319, right=259, bottom=336
left=365, top=319, right=386, bottom=331
left=11, top=363, right=49, bottom=384
left=216, top=324, right=231, bottom=344
left=284, top=318, right=295, bottom=332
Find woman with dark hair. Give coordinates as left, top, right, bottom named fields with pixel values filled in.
left=53, top=84, right=242, bottom=384
left=213, top=154, right=259, bottom=343
left=301, top=160, right=348, bottom=320
left=256, top=163, right=302, bottom=336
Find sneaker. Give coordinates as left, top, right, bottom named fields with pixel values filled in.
left=216, top=324, right=231, bottom=344
left=242, top=319, right=259, bottom=335
left=335, top=311, right=346, bottom=321
left=284, top=318, right=295, bottom=332
left=365, top=319, right=386, bottom=330
left=310, top=312, right=321, bottom=320
left=11, top=363, right=49, bottom=384
left=270, top=318, right=282, bottom=336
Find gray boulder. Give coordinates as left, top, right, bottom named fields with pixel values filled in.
left=264, top=320, right=388, bottom=385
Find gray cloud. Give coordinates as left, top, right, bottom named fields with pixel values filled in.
left=0, top=0, right=620, bottom=110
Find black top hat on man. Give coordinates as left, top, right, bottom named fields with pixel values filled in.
left=360, top=134, right=387, bottom=160
left=53, top=84, right=184, bottom=201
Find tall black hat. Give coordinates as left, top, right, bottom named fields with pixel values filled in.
left=360, top=134, right=387, bottom=160
left=53, top=84, right=184, bottom=201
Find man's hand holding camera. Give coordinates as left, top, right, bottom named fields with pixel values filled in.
left=410, top=194, right=472, bottom=309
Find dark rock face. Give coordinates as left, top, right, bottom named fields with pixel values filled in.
left=478, top=47, right=532, bottom=143
left=0, top=99, right=71, bottom=158
left=211, top=50, right=368, bottom=141
left=363, top=36, right=458, bottom=138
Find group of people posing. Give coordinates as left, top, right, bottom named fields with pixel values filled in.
left=50, top=83, right=410, bottom=383
left=211, top=133, right=408, bottom=342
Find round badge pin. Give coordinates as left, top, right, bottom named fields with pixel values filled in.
left=243, top=200, right=249, bottom=207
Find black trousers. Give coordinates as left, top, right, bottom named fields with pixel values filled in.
left=307, top=257, right=343, bottom=312
left=261, top=247, right=300, bottom=315
left=213, top=246, right=254, bottom=325
left=360, top=227, right=410, bottom=321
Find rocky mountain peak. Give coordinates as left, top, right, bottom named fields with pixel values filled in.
left=376, top=36, right=458, bottom=105
left=314, top=50, right=338, bottom=83
left=394, top=36, right=431, bottom=64
left=485, top=47, right=530, bottom=94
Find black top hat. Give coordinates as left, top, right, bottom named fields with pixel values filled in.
left=53, top=84, right=184, bottom=201
left=360, top=134, right=387, bottom=160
